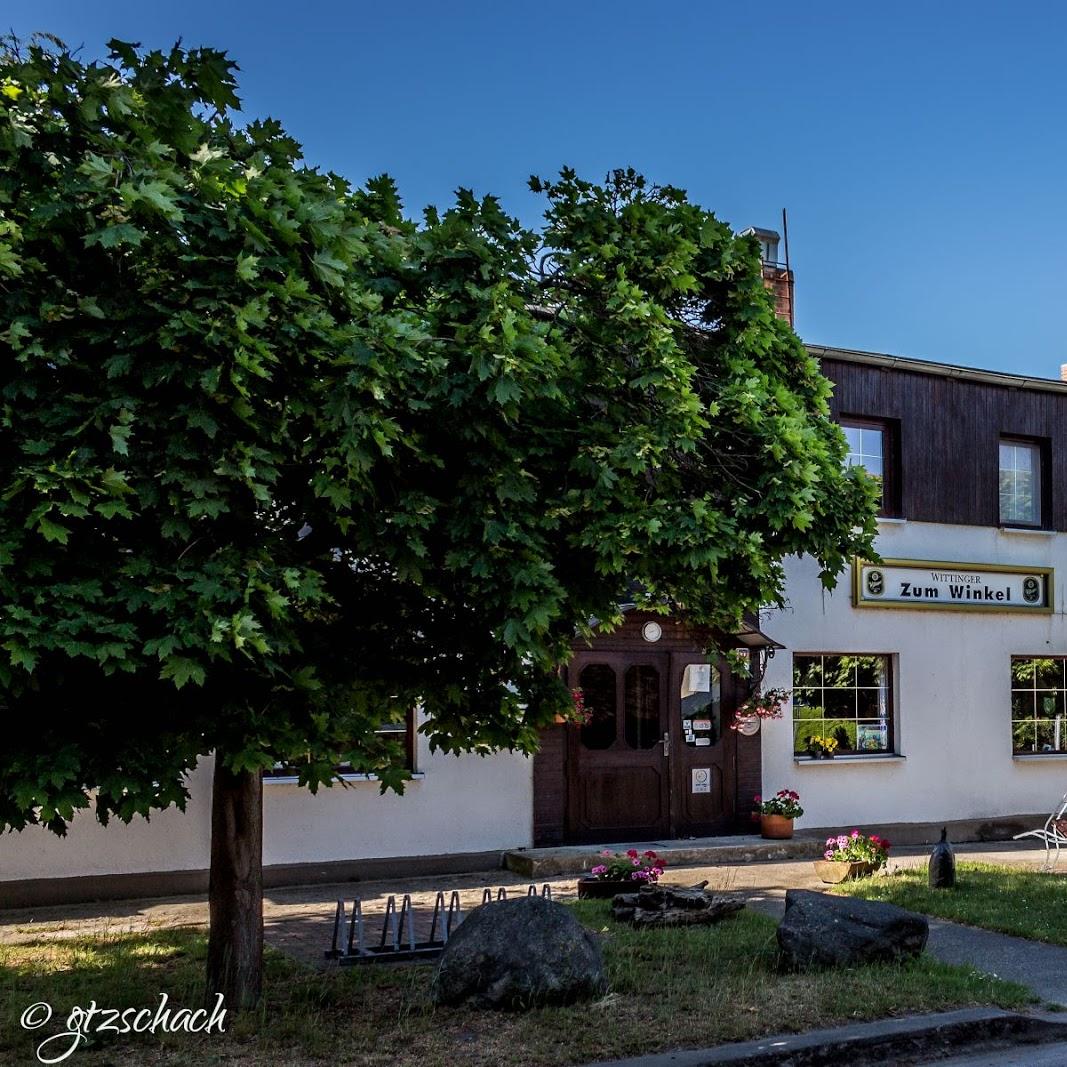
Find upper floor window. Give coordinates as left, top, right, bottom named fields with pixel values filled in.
left=999, top=438, right=1043, bottom=527
left=841, top=418, right=898, bottom=516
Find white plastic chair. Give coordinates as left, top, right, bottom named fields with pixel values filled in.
left=1013, top=791, right=1067, bottom=871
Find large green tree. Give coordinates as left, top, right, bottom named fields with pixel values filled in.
left=0, top=37, right=878, bottom=1005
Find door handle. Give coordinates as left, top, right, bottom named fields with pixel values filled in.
left=661, top=731, right=670, bottom=758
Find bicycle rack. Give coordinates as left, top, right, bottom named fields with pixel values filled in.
left=326, top=883, right=553, bottom=965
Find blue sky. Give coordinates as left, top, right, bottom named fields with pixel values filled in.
left=10, top=2, right=1067, bottom=377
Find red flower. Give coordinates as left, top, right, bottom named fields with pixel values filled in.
left=626, top=849, right=639, bottom=859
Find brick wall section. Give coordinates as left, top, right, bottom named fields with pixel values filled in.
left=762, top=264, right=794, bottom=325
left=735, top=732, right=762, bottom=825
left=532, top=727, right=567, bottom=846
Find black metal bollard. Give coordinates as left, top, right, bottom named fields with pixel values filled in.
left=928, top=826, right=956, bottom=889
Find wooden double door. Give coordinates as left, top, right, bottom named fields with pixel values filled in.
left=564, top=647, right=738, bottom=842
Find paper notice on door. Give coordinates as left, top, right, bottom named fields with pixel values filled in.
left=692, top=768, right=711, bottom=793
left=681, top=663, right=712, bottom=698
left=691, top=719, right=711, bottom=731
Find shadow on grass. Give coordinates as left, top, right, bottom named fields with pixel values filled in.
left=0, top=900, right=1035, bottom=1067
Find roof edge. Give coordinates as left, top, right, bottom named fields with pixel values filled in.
left=807, top=344, right=1067, bottom=395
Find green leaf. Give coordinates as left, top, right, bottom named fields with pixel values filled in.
left=84, top=224, right=145, bottom=249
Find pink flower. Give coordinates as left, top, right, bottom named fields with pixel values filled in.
left=590, top=864, right=608, bottom=876
left=632, top=858, right=641, bottom=866
left=825, top=837, right=836, bottom=846
left=753, top=795, right=762, bottom=804
left=601, top=849, right=613, bottom=857
left=824, top=850, right=834, bottom=860
left=851, top=829, right=860, bottom=838
left=836, top=835, right=849, bottom=848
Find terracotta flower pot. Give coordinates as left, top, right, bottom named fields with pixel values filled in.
left=813, top=859, right=877, bottom=883
left=577, top=877, right=638, bottom=899
left=760, top=814, right=794, bottom=840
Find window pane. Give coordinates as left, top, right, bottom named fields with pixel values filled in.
left=1013, top=720, right=1036, bottom=753
left=579, top=664, right=617, bottom=750
left=823, top=655, right=857, bottom=688
left=1011, top=690, right=1035, bottom=718
left=624, top=665, right=660, bottom=749
left=1036, top=718, right=1067, bottom=753
left=681, top=664, right=720, bottom=747
left=855, top=656, right=887, bottom=687
left=856, top=688, right=887, bottom=718
left=1037, top=658, right=1064, bottom=691
left=793, top=656, right=823, bottom=687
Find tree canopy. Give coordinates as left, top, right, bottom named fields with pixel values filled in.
left=0, top=35, right=878, bottom=842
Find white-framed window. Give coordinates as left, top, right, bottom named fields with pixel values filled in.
left=999, top=439, right=1042, bottom=527
left=1011, top=657, right=1067, bottom=754
left=792, top=653, right=894, bottom=756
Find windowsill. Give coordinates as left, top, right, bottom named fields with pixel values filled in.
left=1013, top=754, right=1067, bottom=761
left=264, top=771, right=426, bottom=785
left=998, top=526, right=1054, bottom=536
left=793, top=754, right=905, bottom=765
left=876, top=516, right=907, bottom=525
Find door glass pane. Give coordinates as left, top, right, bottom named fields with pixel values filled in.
left=624, top=665, right=660, bottom=749
left=681, top=663, right=720, bottom=746
left=579, top=664, right=616, bottom=749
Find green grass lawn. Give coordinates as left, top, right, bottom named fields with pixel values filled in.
left=0, top=900, right=1032, bottom=1066
left=834, top=861, right=1067, bottom=946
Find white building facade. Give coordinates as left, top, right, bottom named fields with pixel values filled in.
left=4, top=344, right=1066, bottom=905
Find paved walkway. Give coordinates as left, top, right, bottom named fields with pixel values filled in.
left=2, top=840, right=1064, bottom=995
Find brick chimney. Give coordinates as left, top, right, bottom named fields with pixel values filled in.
left=741, top=226, right=794, bottom=327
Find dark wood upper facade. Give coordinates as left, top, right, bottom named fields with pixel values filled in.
left=818, top=348, right=1067, bottom=530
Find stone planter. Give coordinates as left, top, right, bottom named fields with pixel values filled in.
left=577, top=877, right=637, bottom=899
left=813, top=860, right=877, bottom=883
left=760, top=814, right=794, bottom=840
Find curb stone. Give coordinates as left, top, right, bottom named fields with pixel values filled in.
left=582, top=1008, right=1067, bottom=1067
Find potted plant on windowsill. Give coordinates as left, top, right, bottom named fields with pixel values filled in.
left=577, top=849, right=666, bottom=898
left=814, top=830, right=891, bottom=882
left=805, top=735, right=838, bottom=759
left=754, top=789, right=803, bottom=839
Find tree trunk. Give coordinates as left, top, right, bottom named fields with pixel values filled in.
left=206, top=757, right=263, bottom=1009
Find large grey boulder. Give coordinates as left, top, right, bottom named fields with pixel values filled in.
left=431, top=896, right=606, bottom=1009
left=777, top=889, right=928, bottom=970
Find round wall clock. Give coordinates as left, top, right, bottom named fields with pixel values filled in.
left=641, top=621, right=663, bottom=642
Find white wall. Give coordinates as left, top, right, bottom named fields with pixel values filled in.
left=0, top=723, right=533, bottom=884
left=762, top=519, right=1067, bottom=829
